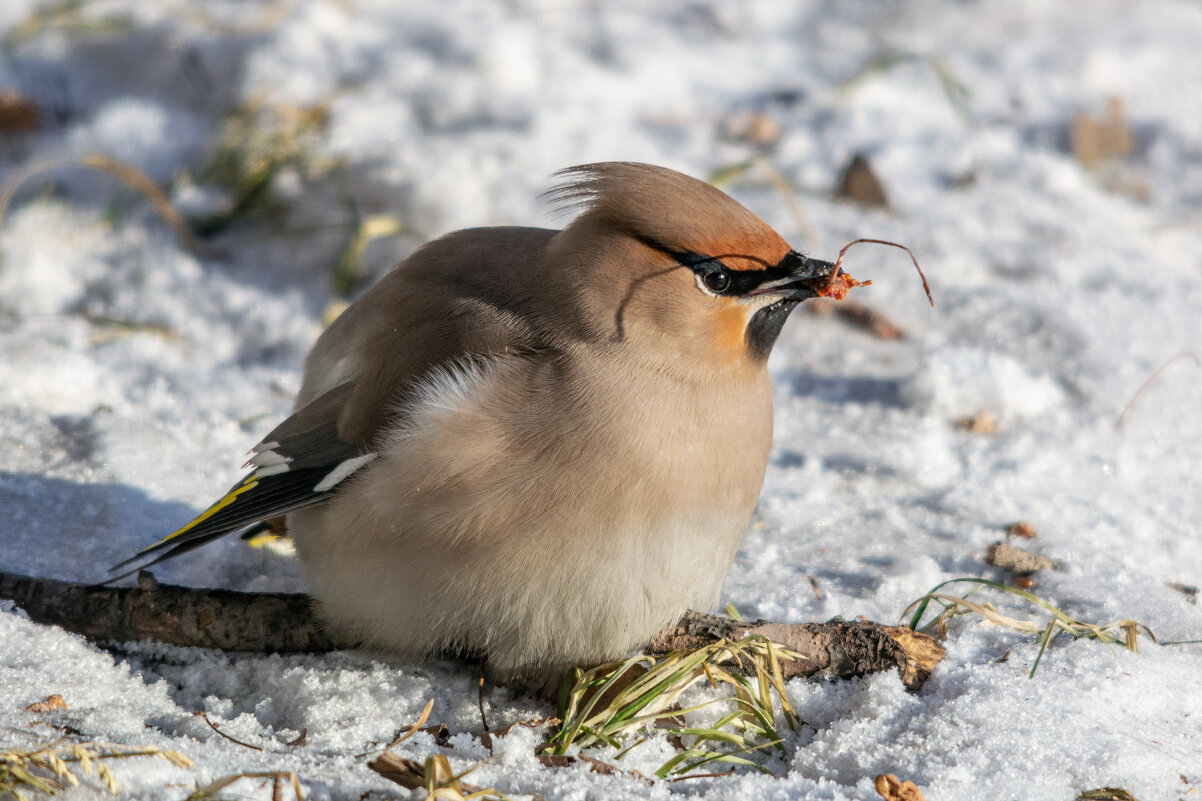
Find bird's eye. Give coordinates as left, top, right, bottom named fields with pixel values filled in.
left=702, top=269, right=731, bottom=293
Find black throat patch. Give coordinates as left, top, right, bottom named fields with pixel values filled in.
left=746, top=298, right=801, bottom=361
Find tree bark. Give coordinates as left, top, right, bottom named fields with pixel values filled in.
left=648, top=612, right=943, bottom=691
left=0, top=570, right=347, bottom=653
left=0, top=571, right=942, bottom=688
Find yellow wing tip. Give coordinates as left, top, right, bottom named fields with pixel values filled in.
left=243, top=530, right=285, bottom=548
left=244, top=530, right=296, bottom=557
left=150, top=474, right=261, bottom=548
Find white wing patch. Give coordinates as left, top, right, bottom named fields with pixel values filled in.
left=248, top=449, right=291, bottom=475
left=247, top=444, right=293, bottom=478
left=253, top=462, right=291, bottom=478
left=313, top=453, right=379, bottom=492
left=249, top=449, right=290, bottom=466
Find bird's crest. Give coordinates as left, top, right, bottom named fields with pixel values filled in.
left=546, top=162, right=791, bottom=272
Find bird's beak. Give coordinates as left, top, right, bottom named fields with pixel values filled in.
left=745, top=251, right=837, bottom=301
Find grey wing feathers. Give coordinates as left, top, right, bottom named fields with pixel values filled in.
left=111, top=383, right=374, bottom=577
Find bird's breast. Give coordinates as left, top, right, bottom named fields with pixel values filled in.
left=366, top=351, right=774, bottom=551
left=294, top=351, right=776, bottom=672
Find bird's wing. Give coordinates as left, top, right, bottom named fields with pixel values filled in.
left=113, top=228, right=560, bottom=578
left=110, top=382, right=372, bottom=576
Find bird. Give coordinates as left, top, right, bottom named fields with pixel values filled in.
left=116, top=162, right=840, bottom=683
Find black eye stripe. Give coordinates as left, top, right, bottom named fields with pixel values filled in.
left=631, top=235, right=815, bottom=296
left=672, top=250, right=797, bottom=295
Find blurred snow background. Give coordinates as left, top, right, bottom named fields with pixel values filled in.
left=1, top=1, right=1200, bottom=799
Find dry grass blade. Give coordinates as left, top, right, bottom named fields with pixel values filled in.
left=387, top=697, right=435, bottom=749
left=1, top=742, right=193, bottom=798
left=0, top=154, right=201, bottom=257
left=544, top=635, right=802, bottom=778
left=4, top=1, right=135, bottom=47
left=186, top=771, right=304, bottom=801
left=195, top=711, right=264, bottom=751
left=1114, top=351, right=1201, bottom=430
left=82, top=313, right=183, bottom=344
left=355, top=698, right=435, bottom=758
left=80, top=154, right=200, bottom=251
left=903, top=578, right=1157, bottom=677
left=707, top=157, right=818, bottom=245
left=195, top=97, right=335, bottom=237
left=839, top=52, right=970, bottom=119
left=755, top=159, right=819, bottom=246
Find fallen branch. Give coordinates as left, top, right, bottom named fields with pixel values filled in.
left=0, top=570, right=347, bottom=653
left=649, top=612, right=943, bottom=690
left=0, top=571, right=941, bottom=688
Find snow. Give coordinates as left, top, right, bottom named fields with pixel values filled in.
left=2, top=1, right=1200, bottom=799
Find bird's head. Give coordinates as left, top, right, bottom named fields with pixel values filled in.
left=543, top=162, right=835, bottom=373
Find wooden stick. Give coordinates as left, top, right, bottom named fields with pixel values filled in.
left=647, top=611, right=943, bottom=690
left=0, top=571, right=942, bottom=688
left=0, top=570, right=349, bottom=653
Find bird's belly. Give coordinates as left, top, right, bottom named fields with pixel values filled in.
left=289, top=357, right=770, bottom=680
left=292, top=499, right=750, bottom=682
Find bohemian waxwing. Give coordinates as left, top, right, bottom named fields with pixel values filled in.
left=117, top=162, right=840, bottom=682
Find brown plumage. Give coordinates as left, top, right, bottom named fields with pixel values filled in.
left=118, top=162, right=838, bottom=682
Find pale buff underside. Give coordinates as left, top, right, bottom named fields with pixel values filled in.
left=288, top=353, right=772, bottom=681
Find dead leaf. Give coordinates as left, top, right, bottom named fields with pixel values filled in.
left=885, top=627, right=946, bottom=689
left=1006, top=521, right=1037, bottom=539
left=1077, top=788, right=1141, bottom=801
left=25, top=694, right=67, bottom=713
left=423, top=723, right=451, bottom=747
left=366, top=753, right=430, bottom=792
left=1166, top=582, right=1198, bottom=605
left=955, top=410, right=998, bottom=434
left=875, top=773, right=926, bottom=801
left=836, top=153, right=889, bottom=208
left=720, top=110, right=782, bottom=148
left=1071, top=96, right=1135, bottom=168
left=0, top=88, right=40, bottom=134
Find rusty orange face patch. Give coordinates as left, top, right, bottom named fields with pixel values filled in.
left=687, top=228, right=792, bottom=274
left=712, top=301, right=755, bottom=359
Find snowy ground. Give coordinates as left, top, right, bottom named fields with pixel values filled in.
left=2, top=1, right=1201, bottom=799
